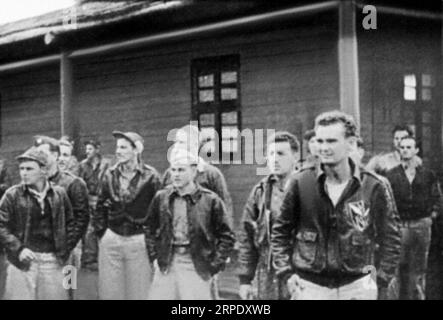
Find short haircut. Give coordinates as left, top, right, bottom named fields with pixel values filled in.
left=314, top=110, right=358, bottom=138
left=303, top=129, right=315, bottom=142
left=267, top=131, right=300, bottom=153
left=59, top=139, right=73, bottom=150
left=400, top=135, right=418, bottom=147
left=392, top=124, right=414, bottom=137
left=34, top=136, right=60, bottom=155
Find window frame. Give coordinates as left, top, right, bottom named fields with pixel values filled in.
left=191, top=55, right=241, bottom=162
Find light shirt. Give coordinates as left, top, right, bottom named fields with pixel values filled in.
left=118, top=168, right=136, bottom=197
left=402, top=163, right=416, bottom=184
left=325, top=179, right=349, bottom=207
left=172, top=196, right=190, bottom=245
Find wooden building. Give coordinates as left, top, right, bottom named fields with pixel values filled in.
left=0, top=0, right=441, bottom=298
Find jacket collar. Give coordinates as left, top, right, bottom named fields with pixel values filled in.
left=315, top=157, right=362, bottom=185
left=110, top=160, right=144, bottom=176
left=20, top=180, right=54, bottom=196
left=167, top=183, right=202, bottom=204
left=49, top=169, right=61, bottom=183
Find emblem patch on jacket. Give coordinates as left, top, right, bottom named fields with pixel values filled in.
left=347, top=200, right=370, bottom=231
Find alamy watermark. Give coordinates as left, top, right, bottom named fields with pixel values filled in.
left=62, top=265, right=78, bottom=290
left=167, top=121, right=276, bottom=176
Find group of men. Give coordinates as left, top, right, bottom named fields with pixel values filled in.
left=0, top=109, right=440, bottom=300
left=0, top=126, right=236, bottom=300
left=238, top=112, right=443, bottom=300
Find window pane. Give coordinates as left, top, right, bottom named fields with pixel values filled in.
left=199, top=89, right=214, bottom=102
left=198, top=74, right=214, bottom=88
left=422, top=74, right=434, bottom=87
left=422, top=88, right=432, bottom=101
left=404, top=87, right=416, bottom=101
left=404, top=74, right=416, bottom=87
left=222, top=126, right=239, bottom=152
left=199, top=113, right=215, bottom=126
left=221, top=111, right=238, bottom=125
left=221, top=71, right=237, bottom=84
left=221, top=88, right=238, bottom=100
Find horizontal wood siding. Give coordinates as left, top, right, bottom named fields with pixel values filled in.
left=357, top=14, right=441, bottom=170
left=74, top=13, right=339, bottom=232
left=0, top=65, right=60, bottom=183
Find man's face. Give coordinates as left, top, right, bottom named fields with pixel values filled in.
left=170, top=162, right=196, bottom=189
left=35, top=143, right=58, bottom=170
left=315, top=123, right=352, bottom=165
left=85, top=144, right=98, bottom=160
left=19, top=160, right=45, bottom=186
left=58, top=145, right=72, bottom=171
left=175, top=130, right=199, bottom=155
left=115, top=138, right=137, bottom=164
left=393, top=130, right=410, bottom=151
left=308, top=136, right=319, bottom=157
left=399, top=138, right=418, bottom=161
left=267, top=141, right=298, bottom=177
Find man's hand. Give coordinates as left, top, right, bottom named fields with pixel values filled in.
left=18, top=248, right=35, bottom=263
left=239, top=284, right=254, bottom=300
left=286, top=273, right=302, bottom=300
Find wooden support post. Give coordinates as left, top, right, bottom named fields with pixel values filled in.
left=338, top=0, right=360, bottom=127
left=60, top=52, right=79, bottom=154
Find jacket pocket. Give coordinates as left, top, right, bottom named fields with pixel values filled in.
left=294, top=230, right=318, bottom=267
left=340, top=233, right=372, bottom=271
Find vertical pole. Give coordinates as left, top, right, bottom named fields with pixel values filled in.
left=60, top=51, right=79, bottom=154
left=338, top=0, right=360, bottom=127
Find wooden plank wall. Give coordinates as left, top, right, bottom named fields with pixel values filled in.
left=0, top=12, right=339, bottom=223
left=357, top=13, right=442, bottom=170
left=0, top=65, right=60, bottom=183
left=73, top=12, right=339, bottom=229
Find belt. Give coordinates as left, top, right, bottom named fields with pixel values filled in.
left=296, top=270, right=366, bottom=289
left=108, top=223, right=144, bottom=236
left=173, top=245, right=190, bottom=254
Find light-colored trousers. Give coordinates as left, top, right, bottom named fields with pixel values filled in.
left=4, top=252, right=69, bottom=300
left=289, top=273, right=378, bottom=300
left=98, top=228, right=153, bottom=300
left=149, top=252, right=212, bottom=300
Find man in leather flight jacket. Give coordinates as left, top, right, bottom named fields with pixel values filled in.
left=271, top=110, right=402, bottom=300
left=237, top=131, right=300, bottom=300
left=145, top=148, right=234, bottom=300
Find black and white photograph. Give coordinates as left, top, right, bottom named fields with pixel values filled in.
left=0, top=0, right=441, bottom=302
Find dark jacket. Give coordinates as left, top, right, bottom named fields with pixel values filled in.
left=94, top=162, right=160, bottom=238
left=162, top=160, right=233, bottom=224
left=237, top=175, right=283, bottom=299
left=0, top=184, right=75, bottom=270
left=79, top=155, right=111, bottom=196
left=50, top=170, right=89, bottom=246
left=145, top=184, right=235, bottom=281
left=271, top=160, right=402, bottom=289
left=386, top=164, right=443, bottom=221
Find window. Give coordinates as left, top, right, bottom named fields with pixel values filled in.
left=421, top=74, right=435, bottom=101
left=403, top=74, right=416, bottom=101
left=191, top=55, right=241, bottom=162
left=403, top=73, right=435, bottom=102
